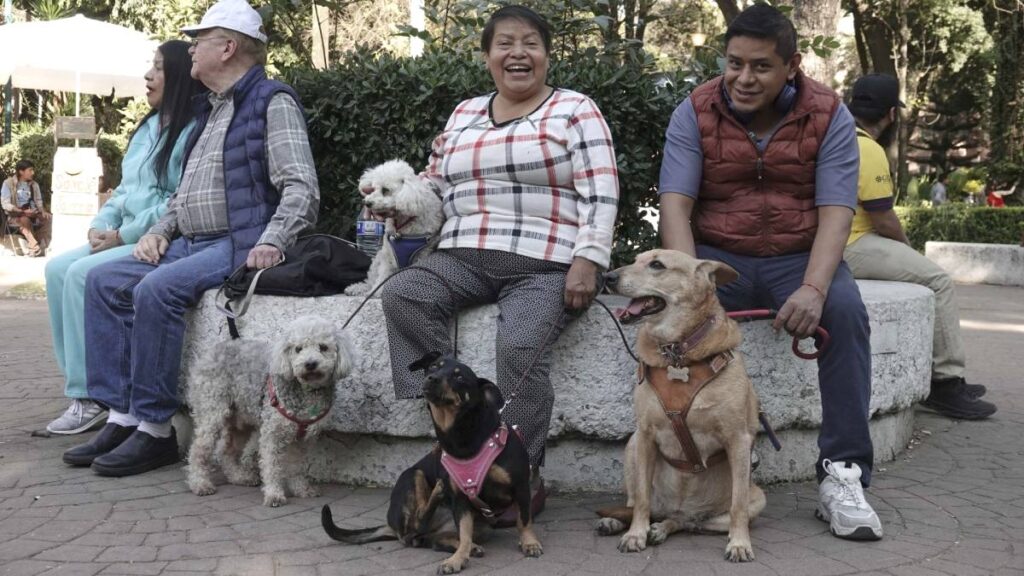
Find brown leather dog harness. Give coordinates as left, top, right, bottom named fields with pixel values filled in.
left=638, top=315, right=735, bottom=474
left=266, top=375, right=332, bottom=440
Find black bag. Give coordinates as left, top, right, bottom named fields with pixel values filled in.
left=216, top=234, right=372, bottom=325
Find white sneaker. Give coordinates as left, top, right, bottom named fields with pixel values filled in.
left=47, top=399, right=108, bottom=435
left=816, top=459, right=883, bottom=540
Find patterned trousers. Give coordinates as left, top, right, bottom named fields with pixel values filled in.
left=380, top=248, right=570, bottom=466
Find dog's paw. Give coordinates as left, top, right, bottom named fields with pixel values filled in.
left=187, top=478, right=217, bottom=497
left=595, top=517, right=625, bottom=536
left=437, top=557, right=467, bottom=574
left=470, top=544, right=485, bottom=558
left=262, top=489, right=287, bottom=508
left=647, top=522, right=671, bottom=546
left=724, top=539, right=755, bottom=562
left=617, top=531, right=648, bottom=553
left=520, top=541, right=543, bottom=558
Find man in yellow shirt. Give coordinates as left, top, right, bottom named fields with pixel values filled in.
left=843, top=74, right=995, bottom=420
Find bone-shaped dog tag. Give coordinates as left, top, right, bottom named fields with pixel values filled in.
left=667, top=365, right=690, bottom=382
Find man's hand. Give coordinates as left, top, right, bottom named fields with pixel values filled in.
left=90, top=230, right=122, bottom=254
left=564, top=257, right=600, bottom=311
left=246, top=244, right=282, bottom=269
left=133, top=233, right=168, bottom=264
left=773, top=284, right=825, bottom=338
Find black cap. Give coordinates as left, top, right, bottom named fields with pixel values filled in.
left=848, top=74, right=905, bottom=116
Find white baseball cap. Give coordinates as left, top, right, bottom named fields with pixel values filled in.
left=181, top=0, right=268, bottom=44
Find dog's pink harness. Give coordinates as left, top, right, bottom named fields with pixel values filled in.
left=440, top=423, right=512, bottom=519
left=266, top=375, right=332, bottom=440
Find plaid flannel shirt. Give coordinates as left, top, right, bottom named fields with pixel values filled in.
left=149, top=92, right=318, bottom=251
left=424, top=88, right=619, bottom=268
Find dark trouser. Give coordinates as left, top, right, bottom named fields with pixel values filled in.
left=380, top=248, right=570, bottom=467
left=84, top=235, right=233, bottom=424
left=697, top=245, right=875, bottom=486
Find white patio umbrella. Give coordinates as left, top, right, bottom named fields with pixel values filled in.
left=0, top=14, right=158, bottom=114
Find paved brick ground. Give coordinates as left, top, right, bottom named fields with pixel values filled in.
left=1, top=283, right=1021, bottom=576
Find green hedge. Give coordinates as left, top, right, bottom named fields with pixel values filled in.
left=897, top=205, right=1024, bottom=250
left=289, top=47, right=705, bottom=265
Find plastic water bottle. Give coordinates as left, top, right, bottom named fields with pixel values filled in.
left=355, top=206, right=385, bottom=258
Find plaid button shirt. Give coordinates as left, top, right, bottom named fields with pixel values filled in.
left=149, top=91, right=319, bottom=251
left=425, top=88, right=619, bottom=268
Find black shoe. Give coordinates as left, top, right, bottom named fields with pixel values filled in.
left=921, top=379, right=996, bottom=420
left=933, top=376, right=987, bottom=399
left=62, top=423, right=137, bottom=466
left=91, top=428, right=179, bottom=477
left=964, top=383, right=987, bottom=398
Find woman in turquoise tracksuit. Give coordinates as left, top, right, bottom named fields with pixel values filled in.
left=45, top=40, right=203, bottom=434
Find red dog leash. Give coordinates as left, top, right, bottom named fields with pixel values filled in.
left=725, top=309, right=831, bottom=360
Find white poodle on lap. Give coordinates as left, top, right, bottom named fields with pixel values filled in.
left=344, top=159, right=444, bottom=296
left=185, top=316, right=356, bottom=507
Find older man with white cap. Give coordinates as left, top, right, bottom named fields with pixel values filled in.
left=63, top=0, right=320, bottom=477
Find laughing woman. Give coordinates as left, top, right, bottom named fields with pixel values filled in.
left=380, top=5, right=619, bottom=523
left=45, top=40, right=203, bottom=435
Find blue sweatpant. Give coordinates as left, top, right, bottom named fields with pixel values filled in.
left=696, top=245, right=875, bottom=486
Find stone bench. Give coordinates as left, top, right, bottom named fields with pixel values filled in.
left=178, top=280, right=934, bottom=492
left=925, top=241, right=1024, bottom=287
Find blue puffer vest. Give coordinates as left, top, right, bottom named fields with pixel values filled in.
left=183, top=65, right=302, bottom=269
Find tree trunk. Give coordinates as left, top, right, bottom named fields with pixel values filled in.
left=895, top=0, right=910, bottom=200
left=791, top=0, right=844, bottom=85
left=714, top=0, right=740, bottom=24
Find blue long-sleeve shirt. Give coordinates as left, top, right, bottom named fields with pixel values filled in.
left=91, top=114, right=194, bottom=244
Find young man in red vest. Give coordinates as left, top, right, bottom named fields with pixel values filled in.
left=659, top=4, right=882, bottom=540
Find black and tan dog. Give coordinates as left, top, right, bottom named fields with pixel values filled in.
left=321, top=448, right=463, bottom=550
left=322, top=352, right=541, bottom=574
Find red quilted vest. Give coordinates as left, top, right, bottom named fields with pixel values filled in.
left=689, top=72, right=840, bottom=256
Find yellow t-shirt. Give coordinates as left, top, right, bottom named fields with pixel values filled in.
left=847, top=128, right=896, bottom=246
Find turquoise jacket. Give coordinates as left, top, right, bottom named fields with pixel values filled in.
left=91, top=114, right=195, bottom=243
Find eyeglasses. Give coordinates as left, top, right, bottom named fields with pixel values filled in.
left=189, top=36, right=230, bottom=48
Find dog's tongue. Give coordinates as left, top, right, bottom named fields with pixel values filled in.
left=614, top=298, right=648, bottom=320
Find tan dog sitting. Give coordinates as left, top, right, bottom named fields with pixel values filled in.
left=596, top=249, right=766, bottom=562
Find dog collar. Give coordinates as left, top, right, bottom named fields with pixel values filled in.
left=266, top=375, right=332, bottom=441
left=659, top=315, right=718, bottom=366
left=440, top=423, right=510, bottom=518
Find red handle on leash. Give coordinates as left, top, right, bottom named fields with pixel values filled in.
left=726, top=309, right=830, bottom=360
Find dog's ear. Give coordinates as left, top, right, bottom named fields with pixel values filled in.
left=409, top=351, right=443, bottom=373
left=696, top=260, right=739, bottom=287
left=269, top=331, right=295, bottom=382
left=332, top=330, right=358, bottom=382
left=479, top=379, right=505, bottom=410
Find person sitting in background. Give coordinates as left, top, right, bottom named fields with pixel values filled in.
left=843, top=73, right=996, bottom=421
left=2, top=159, right=51, bottom=257
left=44, top=40, right=203, bottom=435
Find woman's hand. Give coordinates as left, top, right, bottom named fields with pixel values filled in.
left=564, top=257, right=600, bottom=311
left=89, top=230, right=123, bottom=254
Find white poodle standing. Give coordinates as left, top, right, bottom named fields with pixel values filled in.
left=344, top=159, right=444, bottom=296
left=186, top=316, right=356, bottom=507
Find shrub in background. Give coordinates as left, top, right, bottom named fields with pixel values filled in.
left=289, top=46, right=707, bottom=265
left=897, top=205, right=1024, bottom=250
